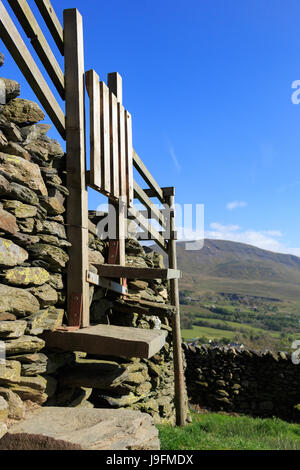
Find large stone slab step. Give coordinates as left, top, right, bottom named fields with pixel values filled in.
left=0, top=407, right=160, bottom=450
left=41, top=324, right=166, bottom=359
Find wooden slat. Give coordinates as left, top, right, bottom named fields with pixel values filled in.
left=86, top=271, right=128, bottom=295
left=107, top=73, right=125, bottom=267
left=42, top=324, right=167, bottom=359
left=64, top=8, right=89, bottom=328
left=95, top=264, right=181, bottom=280
left=134, top=180, right=166, bottom=229
left=118, top=103, right=127, bottom=197
left=109, top=90, right=119, bottom=198
left=125, top=111, right=133, bottom=205
left=107, top=72, right=122, bottom=106
left=34, top=0, right=64, bottom=56
left=107, top=73, right=126, bottom=198
left=7, top=0, right=65, bottom=99
left=86, top=70, right=101, bottom=189
left=100, top=81, right=110, bottom=194
left=133, top=149, right=165, bottom=204
left=128, top=205, right=168, bottom=252
left=0, top=0, right=65, bottom=138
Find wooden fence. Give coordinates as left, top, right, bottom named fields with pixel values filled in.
left=0, top=0, right=186, bottom=426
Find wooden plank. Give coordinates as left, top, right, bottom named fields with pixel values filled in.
left=167, top=193, right=186, bottom=427
left=143, top=186, right=175, bottom=198
left=34, top=0, right=64, bottom=55
left=86, top=70, right=101, bottom=189
left=133, top=149, right=164, bottom=204
left=42, top=324, right=166, bottom=359
left=107, top=73, right=125, bottom=267
left=128, top=205, right=168, bottom=252
left=125, top=111, right=133, bottom=205
left=0, top=0, right=65, bottom=138
left=107, top=72, right=122, bottom=106
left=64, top=8, right=89, bottom=328
left=86, top=271, right=128, bottom=295
left=134, top=180, right=166, bottom=229
left=94, top=264, right=181, bottom=280
left=118, top=103, right=126, bottom=197
left=100, top=81, right=111, bottom=194
left=109, top=90, right=119, bottom=198
left=7, top=0, right=65, bottom=99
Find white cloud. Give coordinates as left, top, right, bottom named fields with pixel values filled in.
left=205, top=222, right=300, bottom=256
left=210, top=222, right=240, bottom=232
left=226, top=201, right=247, bottom=210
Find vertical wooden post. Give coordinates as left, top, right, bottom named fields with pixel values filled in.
left=64, top=9, right=89, bottom=328
left=107, top=72, right=126, bottom=267
left=167, top=190, right=186, bottom=426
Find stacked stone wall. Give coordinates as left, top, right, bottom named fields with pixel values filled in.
left=184, top=343, right=300, bottom=422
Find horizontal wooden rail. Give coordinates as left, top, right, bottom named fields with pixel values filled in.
left=143, top=186, right=175, bottom=198
left=133, top=149, right=165, bottom=204
left=0, top=1, right=65, bottom=139
left=128, top=205, right=168, bottom=252
left=95, top=264, right=181, bottom=280
left=133, top=180, right=166, bottom=229
left=34, top=0, right=64, bottom=56
left=8, top=0, right=65, bottom=100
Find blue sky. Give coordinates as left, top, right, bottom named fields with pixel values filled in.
left=1, top=0, right=300, bottom=255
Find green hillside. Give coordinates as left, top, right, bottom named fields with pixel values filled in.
left=154, top=239, right=300, bottom=349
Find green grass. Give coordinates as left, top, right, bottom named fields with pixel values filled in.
left=157, top=412, right=300, bottom=450
left=181, top=325, right=237, bottom=341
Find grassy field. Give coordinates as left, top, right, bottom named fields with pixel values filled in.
left=181, top=324, right=237, bottom=341
left=157, top=412, right=300, bottom=450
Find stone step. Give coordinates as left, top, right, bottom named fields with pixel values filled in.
left=41, top=324, right=166, bottom=359
left=0, top=407, right=160, bottom=450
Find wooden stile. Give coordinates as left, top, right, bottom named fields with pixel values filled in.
left=1, top=0, right=187, bottom=426
left=64, top=8, right=89, bottom=328
left=34, top=0, right=64, bottom=56
left=8, top=0, right=65, bottom=99
left=86, top=70, right=101, bottom=189
left=0, top=0, right=65, bottom=138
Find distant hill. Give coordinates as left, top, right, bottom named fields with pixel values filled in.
left=157, top=239, right=300, bottom=301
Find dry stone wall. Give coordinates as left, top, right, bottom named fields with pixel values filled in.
left=184, top=343, right=300, bottom=422
left=0, top=62, right=186, bottom=438
left=0, top=64, right=72, bottom=437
